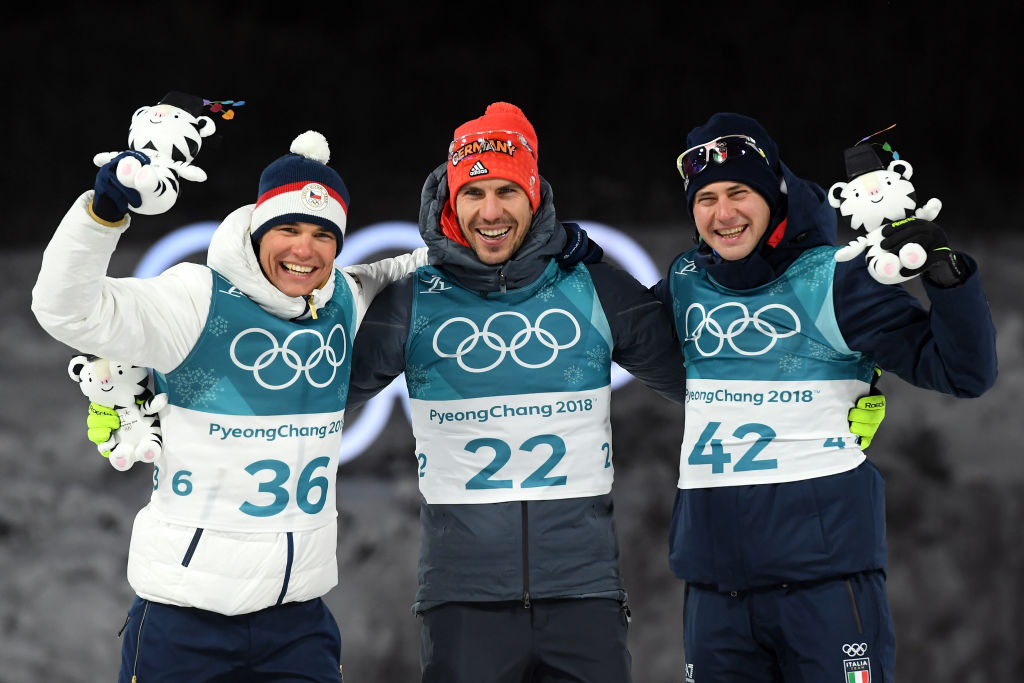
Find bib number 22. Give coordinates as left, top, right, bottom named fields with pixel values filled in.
left=465, top=434, right=568, bottom=490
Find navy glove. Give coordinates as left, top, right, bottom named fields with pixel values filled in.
left=92, top=150, right=149, bottom=222
left=879, top=217, right=967, bottom=287
left=556, top=222, right=604, bottom=269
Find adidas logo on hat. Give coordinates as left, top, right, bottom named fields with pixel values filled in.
left=468, top=160, right=489, bottom=177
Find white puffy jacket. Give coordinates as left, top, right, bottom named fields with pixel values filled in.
left=32, top=191, right=424, bottom=614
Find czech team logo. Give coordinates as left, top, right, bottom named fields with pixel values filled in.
left=301, top=182, right=329, bottom=211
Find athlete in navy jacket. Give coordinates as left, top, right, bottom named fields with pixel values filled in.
left=655, top=112, right=997, bottom=682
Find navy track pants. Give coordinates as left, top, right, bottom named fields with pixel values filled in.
left=682, top=570, right=895, bottom=683
left=118, top=596, right=343, bottom=682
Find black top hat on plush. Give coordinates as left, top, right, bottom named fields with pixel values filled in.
left=843, top=144, right=885, bottom=181
left=158, top=91, right=206, bottom=118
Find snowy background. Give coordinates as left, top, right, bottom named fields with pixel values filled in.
left=3, top=227, right=1023, bottom=681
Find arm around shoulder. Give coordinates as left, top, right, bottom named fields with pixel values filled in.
left=348, top=275, right=416, bottom=409
left=343, top=247, right=429, bottom=319
left=588, top=262, right=686, bottom=405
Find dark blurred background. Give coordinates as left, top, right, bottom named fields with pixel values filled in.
left=3, top=3, right=1023, bottom=682
left=7, top=3, right=1023, bottom=247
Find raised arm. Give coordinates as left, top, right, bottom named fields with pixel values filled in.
left=31, top=191, right=209, bottom=373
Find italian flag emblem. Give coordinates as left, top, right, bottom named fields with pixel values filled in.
left=844, top=658, right=871, bottom=682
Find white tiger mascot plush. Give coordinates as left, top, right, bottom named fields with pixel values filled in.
left=93, top=91, right=216, bottom=215
left=830, top=144, right=942, bottom=285
left=68, top=356, right=168, bottom=471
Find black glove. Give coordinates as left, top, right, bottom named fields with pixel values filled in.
left=92, top=150, right=149, bottom=222
left=556, top=222, right=604, bottom=269
left=879, top=217, right=967, bottom=287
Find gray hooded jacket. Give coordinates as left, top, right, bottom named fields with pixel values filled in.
left=349, top=163, right=685, bottom=608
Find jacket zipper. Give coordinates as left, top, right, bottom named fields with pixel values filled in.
left=521, top=501, right=531, bottom=608
left=131, top=600, right=151, bottom=682
left=275, top=532, right=296, bottom=605
left=498, top=269, right=507, bottom=294
left=307, top=295, right=319, bottom=319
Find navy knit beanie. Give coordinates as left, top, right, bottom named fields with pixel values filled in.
left=250, top=131, right=350, bottom=257
left=684, top=113, right=783, bottom=214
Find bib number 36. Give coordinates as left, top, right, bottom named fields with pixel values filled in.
left=688, top=421, right=777, bottom=474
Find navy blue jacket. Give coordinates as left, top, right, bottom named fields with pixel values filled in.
left=349, top=163, right=685, bottom=608
left=655, top=161, right=997, bottom=591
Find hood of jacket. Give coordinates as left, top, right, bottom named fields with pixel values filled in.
left=206, top=204, right=337, bottom=320
left=418, top=162, right=566, bottom=293
left=695, top=161, right=838, bottom=290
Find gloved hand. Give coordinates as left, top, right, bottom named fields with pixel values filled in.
left=87, top=402, right=121, bottom=458
left=556, top=222, right=604, bottom=269
left=92, top=150, right=149, bottom=222
left=848, top=394, right=885, bottom=449
left=879, top=217, right=967, bottom=287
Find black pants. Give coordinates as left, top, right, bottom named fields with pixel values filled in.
left=420, top=598, right=631, bottom=683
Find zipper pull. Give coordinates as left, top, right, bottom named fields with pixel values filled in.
left=523, top=591, right=531, bottom=609
left=498, top=268, right=507, bottom=294
left=307, top=294, right=318, bottom=319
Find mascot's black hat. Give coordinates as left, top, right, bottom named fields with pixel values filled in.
left=843, top=144, right=885, bottom=181
left=158, top=91, right=206, bottom=117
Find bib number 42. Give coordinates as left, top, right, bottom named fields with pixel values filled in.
left=688, top=421, right=778, bottom=474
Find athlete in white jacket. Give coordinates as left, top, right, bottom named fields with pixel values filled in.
left=32, top=132, right=424, bottom=682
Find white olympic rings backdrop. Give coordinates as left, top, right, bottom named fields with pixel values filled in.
left=135, top=221, right=661, bottom=464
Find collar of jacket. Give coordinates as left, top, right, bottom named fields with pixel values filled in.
left=695, top=160, right=838, bottom=290
left=418, top=162, right=567, bottom=293
left=206, top=203, right=337, bottom=319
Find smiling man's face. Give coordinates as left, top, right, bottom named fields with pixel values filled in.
left=256, top=221, right=336, bottom=296
left=691, top=181, right=771, bottom=261
left=454, top=178, right=534, bottom=265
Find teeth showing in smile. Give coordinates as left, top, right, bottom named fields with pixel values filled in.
left=478, top=227, right=511, bottom=238
left=717, top=226, right=746, bottom=238
left=284, top=263, right=314, bottom=274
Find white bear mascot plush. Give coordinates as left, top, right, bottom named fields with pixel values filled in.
left=830, top=143, right=942, bottom=285
left=92, top=91, right=241, bottom=215
left=68, top=355, right=168, bottom=471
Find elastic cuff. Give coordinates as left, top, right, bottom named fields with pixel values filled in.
left=87, top=198, right=128, bottom=228
left=923, top=252, right=968, bottom=288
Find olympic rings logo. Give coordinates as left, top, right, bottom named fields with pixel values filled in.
left=684, top=301, right=800, bottom=357
left=230, top=324, right=348, bottom=389
left=136, top=220, right=658, bottom=463
left=842, top=643, right=868, bottom=657
left=433, top=309, right=581, bottom=373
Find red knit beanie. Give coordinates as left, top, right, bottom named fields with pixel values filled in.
left=442, top=102, right=539, bottom=245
